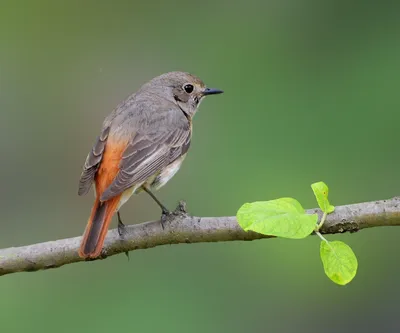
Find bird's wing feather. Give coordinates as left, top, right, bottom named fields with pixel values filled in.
left=78, top=126, right=110, bottom=196
left=100, top=111, right=191, bottom=201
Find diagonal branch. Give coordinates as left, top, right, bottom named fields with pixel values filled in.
left=1, top=198, right=400, bottom=276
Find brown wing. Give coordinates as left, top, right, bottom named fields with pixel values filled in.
left=78, top=126, right=110, bottom=196
left=100, top=126, right=191, bottom=202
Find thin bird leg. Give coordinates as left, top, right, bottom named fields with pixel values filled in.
left=117, top=211, right=125, bottom=235
left=142, top=186, right=170, bottom=215
left=117, top=211, right=129, bottom=259
left=142, top=186, right=170, bottom=229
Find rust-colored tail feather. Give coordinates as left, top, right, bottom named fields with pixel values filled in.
left=79, top=195, right=121, bottom=259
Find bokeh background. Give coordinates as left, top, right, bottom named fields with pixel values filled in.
left=1, top=0, right=400, bottom=332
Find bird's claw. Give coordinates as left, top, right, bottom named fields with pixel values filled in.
left=117, top=220, right=126, bottom=237
left=160, top=209, right=172, bottom=230
left=117, top=214, right=129, bottom=259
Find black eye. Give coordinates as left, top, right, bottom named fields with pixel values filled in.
left=183, top=84, right=194, bottom=94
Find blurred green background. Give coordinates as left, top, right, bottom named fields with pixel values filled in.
left=1, top=0, right=399, bottom=332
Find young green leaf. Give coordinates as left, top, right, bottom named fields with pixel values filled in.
left=311, top=181, right=335, bottom=213
left=236, top=198, right=318, bottom=239
left=320, top=240, right=358, bottom=285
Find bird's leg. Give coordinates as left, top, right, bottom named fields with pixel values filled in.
left=117, top=211, right=126, bottom=236
left=142, top=186, right=170, bottom=214
left=142, top=186, right=170, bottom=229
left=117, top=211, right=129, bottom=260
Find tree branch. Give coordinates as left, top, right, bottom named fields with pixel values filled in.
left=1, top=198, right=400, bottom=276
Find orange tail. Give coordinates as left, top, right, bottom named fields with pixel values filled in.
left=79, top=195, right=121, bottom=259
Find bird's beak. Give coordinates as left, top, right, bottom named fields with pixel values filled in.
left=202, top=87, right=224, bottom=96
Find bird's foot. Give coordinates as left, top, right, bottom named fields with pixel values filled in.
left=160, top=201, right=188, bottom=230
left=117, top=212, right=129, bottom=259
left=160, top=209, right=172, bottom=230
left=117, top=220, right=126, bottom=237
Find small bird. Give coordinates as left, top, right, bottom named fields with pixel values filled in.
left=78, top=71, right=223, bottom=258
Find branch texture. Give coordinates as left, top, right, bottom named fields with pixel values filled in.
left=1, top=198, right=400, bottom=276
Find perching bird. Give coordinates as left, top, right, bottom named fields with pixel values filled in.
left=78, top=71, right=223, bottom=258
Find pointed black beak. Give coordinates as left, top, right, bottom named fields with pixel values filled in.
left=203, top=87, right=224, bottom=96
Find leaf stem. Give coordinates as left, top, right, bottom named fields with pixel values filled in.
left=315, top=231, right=328, bottom=243
left=316, top=231, right=335, bottom=253
left=315, top=212, right=327, bottom=231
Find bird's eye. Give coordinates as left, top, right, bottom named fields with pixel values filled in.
left=183, top=84, right=194, bottom=94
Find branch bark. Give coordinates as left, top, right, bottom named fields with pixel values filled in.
left=1, top=198, right=400, bottom=276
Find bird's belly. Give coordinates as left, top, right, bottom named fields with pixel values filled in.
left=115, top=154, right=186, bottom=211
left=116, top=185, right=138, bottom=211
left=150, top=154, right=186, bottom=191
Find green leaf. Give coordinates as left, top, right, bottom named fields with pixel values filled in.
left=236, top=198, right=318, bottom=239
left=320, top=240, right=358, bottom=285
left=311, top=181, right=335, bottom=213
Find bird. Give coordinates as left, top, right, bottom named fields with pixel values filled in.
left=77, top=71, right=223, bottom=259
